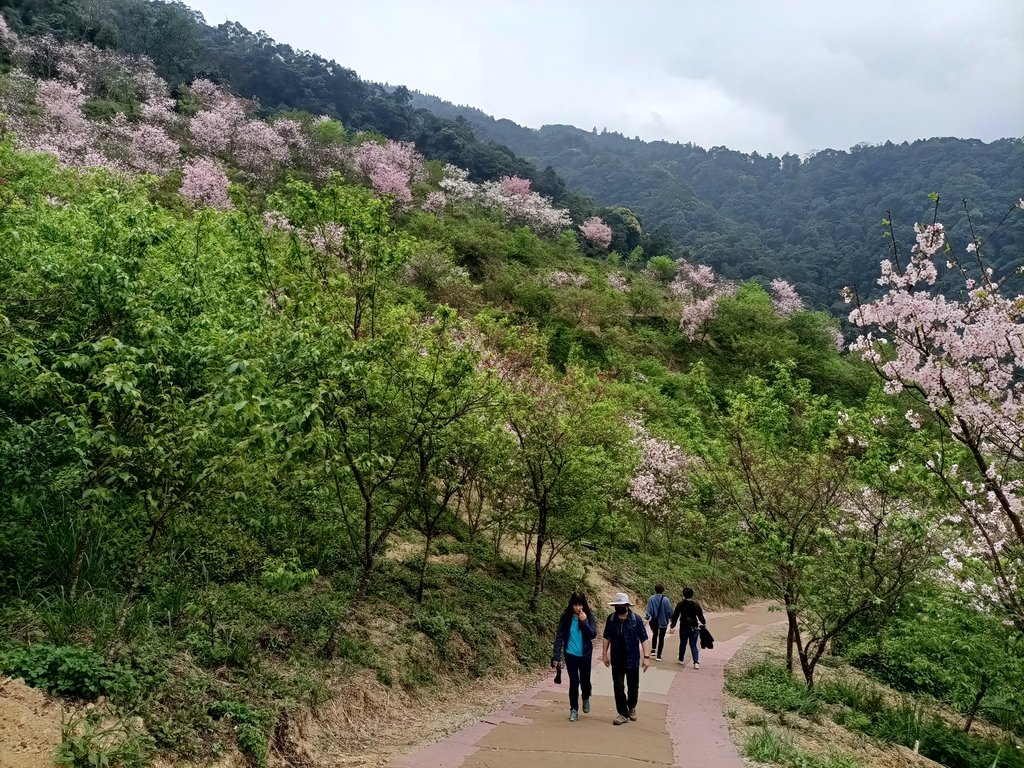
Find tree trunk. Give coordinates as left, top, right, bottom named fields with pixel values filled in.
left=786, top=619, right=795, bottom=673
left=323, top=555, right=373, bottom=659
left=109, top=518, right=162, bottom=655
left=417, top=530, right=433, bottom=604
left=67, top=527, right=91, bottom=600
left=963, top=682, right=988, bottom=733
left=784, top=594, right=796, bottom=673
left=530, top=504, right=548, bottom=611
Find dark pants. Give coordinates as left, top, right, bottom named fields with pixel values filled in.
left=610, top=660, right=639, bottom=716
left=679, top=627, right=700, bottom=663
left=564, top=653, right=592, bottom=710
left=649, top=621, right=667, bottom=658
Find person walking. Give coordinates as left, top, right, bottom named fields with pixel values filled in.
left=644, top=583, right=672, bottom=661
left=551, top=591, right=598, bottom=722
left=601, top=592, right=650, bottom=725
left=669, top=586, right=706, bottom=669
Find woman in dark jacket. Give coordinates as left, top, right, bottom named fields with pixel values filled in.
left=551, top=591, right=598, bottom=721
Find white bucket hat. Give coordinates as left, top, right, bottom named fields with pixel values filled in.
left=608, top=592, right=632, bottom=606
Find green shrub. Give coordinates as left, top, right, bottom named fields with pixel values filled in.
left=1, top=644, right=139, bottom=702
left=209, top=699, right=269, bottom=768
left=727, top=661, right=819, bottom=716
left=260, top=555, right=318, bottom=593
left=817, top=678, right=886, bottom=716
left=742, top=726, right=864, bottom=768
left=56, top=710, right=153, bottom=768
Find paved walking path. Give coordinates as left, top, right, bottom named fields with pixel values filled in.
left=389, top=602, right=783, bottom=768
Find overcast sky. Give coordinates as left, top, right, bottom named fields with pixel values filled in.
left=184, top=0, right=1023, bottom=156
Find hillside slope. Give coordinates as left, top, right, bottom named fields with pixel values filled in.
left=413, top=92, right=1024, bottom=310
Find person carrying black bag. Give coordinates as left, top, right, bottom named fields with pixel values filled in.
left=669, top=586, right=706, bottom=669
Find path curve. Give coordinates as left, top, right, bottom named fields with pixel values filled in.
left=389, top=601, right=783, bottom=768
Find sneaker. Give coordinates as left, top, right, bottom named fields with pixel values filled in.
left=582, top=698, right=591, bottom=714
left=613, top=714, right=629, bottom=725
left=693, top=662, right=700, bottom=670
left=678, top=660, right=687, bottom=666
left=628, top=708, right=637, bottom=721
left=656, top=656, right=662, bottom=661
left=569, top=708, right=578, bottom=722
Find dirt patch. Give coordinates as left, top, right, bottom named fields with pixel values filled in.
left=724, top=627, right=943, bottom=768
left=0, top=676, right=65, bottom=768
left=271, top=665, right=550, bottom=767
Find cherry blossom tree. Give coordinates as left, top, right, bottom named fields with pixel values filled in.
left=187, top=80, right=288, bottom=180
left=847, top=198, right=1024, bottom=627
left=352, top=139, right=425, bottom=205
left=543, top=270, right=590, bottom=289
left=770, top=278, right=804, bottom=316
left=179, top=157, right=232, bottom=210
left=624, top=417, right=696, bottom=550
left=669, top=259, right=737, bottom=340
left=438, top=163, right=477, bottom=203
left=579, top=216, right=613, bottom=249
left=606, top=272, right=629, bottom=292
left=479, top=175, right=571, bottom=235
left=0, top=14, right=17, bottom=54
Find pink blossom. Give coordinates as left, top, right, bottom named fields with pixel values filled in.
left=770, top=278, right=804, bottom=316
left=352, top=140, right=425, bottom=205
left=421, top=191, right=447, bottom=214
left=0, top=15, right=17, bottom=51
left=607, top=273, right=629, bottom=292
left=187, top=82, right=289, bottom=180
left=670, top=260, right=736, bottom=340
left=850, top=215, right=1024, bottom=622
left=111, top=115, right=179, bottom=174
left=479, top=176, right=571, bottom=235
left=305, top=222, right=345, bottom=257
left=625, top=417, right=696, bottom=523
left=499, top=175, right=533, bottom=198
left=579, top=216, right=613, bottom=248
left=180, top=157, right=232, bottom=210
left=262, top=211, right=294, bottom=232
left=543, top=270, right=590, bottom=289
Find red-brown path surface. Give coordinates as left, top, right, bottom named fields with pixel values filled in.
left=389, top=602, right=783, bottom=768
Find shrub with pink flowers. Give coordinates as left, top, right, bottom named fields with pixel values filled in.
left=579, top=216, right=612, bottom=249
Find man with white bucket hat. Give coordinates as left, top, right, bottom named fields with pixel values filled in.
left=601, top=592, right=650, bottom=725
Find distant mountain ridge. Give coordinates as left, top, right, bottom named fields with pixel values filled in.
left=412, top=92, right=1024, bottom=310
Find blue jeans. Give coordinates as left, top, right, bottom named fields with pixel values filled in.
left=564, top=653, right=592, bottom=710
left=679, top=627, right=700, bottom=664
left=649, top=621, right=667, bottom=657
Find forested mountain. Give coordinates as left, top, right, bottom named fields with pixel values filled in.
left=413, top=93, right=1024, bottom=311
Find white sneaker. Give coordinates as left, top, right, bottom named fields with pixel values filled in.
left=693, top=662, right=700, bottom=670
left=678, top=660, right=686, bottom=666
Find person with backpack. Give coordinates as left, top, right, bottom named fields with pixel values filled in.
left=551, top=591, right=598, bottom=722
left=601, top=592, right=650, bottom=725
left=644, top=583, right=672, bottom=661
left=669, top=586, right=706, bottom=669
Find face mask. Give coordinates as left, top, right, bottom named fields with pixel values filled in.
left=614, top=605, right=629, bottom=615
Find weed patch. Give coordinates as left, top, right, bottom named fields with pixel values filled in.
left=726, top=661, right=819, bottom=716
